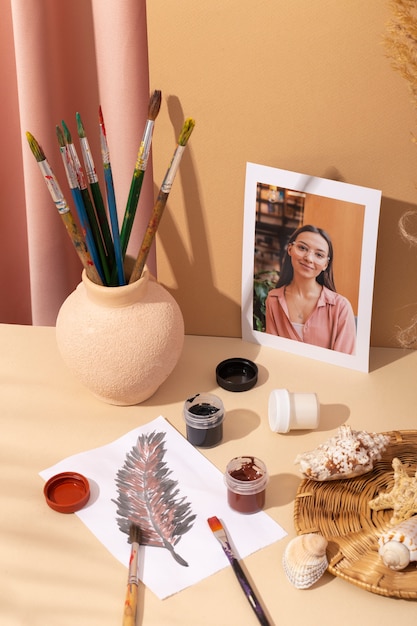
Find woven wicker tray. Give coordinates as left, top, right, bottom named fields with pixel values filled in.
left=294, top=430, right=417, bottom=599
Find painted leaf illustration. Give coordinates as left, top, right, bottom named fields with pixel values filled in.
left=113, top=430, right=196, bottom=566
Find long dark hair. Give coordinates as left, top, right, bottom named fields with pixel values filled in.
left=276, top=224, right=336, bottom=291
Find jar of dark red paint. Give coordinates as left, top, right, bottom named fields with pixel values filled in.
left=225, top=456, right=268, bottom=514
left=183, top=393, right=225, bottom=448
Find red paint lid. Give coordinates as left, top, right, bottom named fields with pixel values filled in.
left=43, top=471, right=90, bottom=514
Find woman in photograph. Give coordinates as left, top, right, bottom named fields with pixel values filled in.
left=265, top=224, right=356, bottom=354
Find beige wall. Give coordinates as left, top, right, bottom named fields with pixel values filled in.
left=147, top=1, right=417, bottom=347
left=303, top=196, right=364, bottom=316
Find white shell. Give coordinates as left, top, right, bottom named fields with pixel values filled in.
left=294, top=425, right=390, bottom=481
left=283, top=533, right=328, bottom=589
left=378, top=515, right=417, bottom=570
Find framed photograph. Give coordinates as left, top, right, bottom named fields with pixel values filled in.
left=241, top=162, right=381, bottom=372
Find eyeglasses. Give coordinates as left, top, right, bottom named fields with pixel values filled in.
left=290, top=242, right=329, bottom=262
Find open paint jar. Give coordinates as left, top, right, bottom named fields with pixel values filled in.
left=225, top=456, right=268, bottom=514
left=183, top=393, right=225, bottom=448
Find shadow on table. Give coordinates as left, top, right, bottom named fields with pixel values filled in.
left=222, top=409, right=261, bottom=442
left=369, top=346, right=414, bottom=372
left=266, top=472, right=301, bottom=508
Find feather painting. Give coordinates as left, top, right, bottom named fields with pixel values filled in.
left=113, top=430, right=196, bottom=567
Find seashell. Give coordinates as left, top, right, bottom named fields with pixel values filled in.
left=294, top=425, right=390, bottom=481
left=282, top=533, right=328, bottom=589
left=378, top=515, right=417, bottom=570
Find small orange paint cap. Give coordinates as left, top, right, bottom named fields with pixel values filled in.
left=44, top=471, right=90, bottom=514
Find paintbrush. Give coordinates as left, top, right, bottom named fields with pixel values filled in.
left=61, top=120, right=112, bottom=286
left=207, top=516, right=271, bottom=626
left=25, top=131, right=103, bottom=285
left=122, top=523, right=141, bottom=626
left=55, top=125, right=105, bottom=284
left=76, top=112, right=116, bottom=280
left=98, top=106, right=125, bottom=285
left=128, top=117, right=195, bottom=284
left=119, top=90, right=162, bottom=259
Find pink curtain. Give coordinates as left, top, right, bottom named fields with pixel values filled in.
left=1, top=0, right=154, bottom=325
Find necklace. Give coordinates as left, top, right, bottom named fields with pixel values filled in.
left=284, top=287, right=305, bottom=323
left=285, top=284, right=322, bottom=323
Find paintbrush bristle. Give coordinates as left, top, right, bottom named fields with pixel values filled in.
left=61, top=120, right=72, bottom=144
left=56, top=125, right=66, bottom=148
left=26, top=131, right=45, bottom=162
left=207, top=516, right=223, bottom=533
left=128, top=523, right=141, bottom=545
left=76, top=112, right=86, bottom=138
left=148, top=89, right=162, bottom=121
left=178, top=118, right=195, bottom=146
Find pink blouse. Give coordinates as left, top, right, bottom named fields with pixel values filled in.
left=265, top=285, right=356, bottom=355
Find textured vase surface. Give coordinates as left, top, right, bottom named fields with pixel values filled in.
left=56, top=267, right=184, bottom=405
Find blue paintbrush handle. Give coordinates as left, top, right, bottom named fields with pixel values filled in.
left=230, top=557, right=271, bottom=626
left=70, top=187, right=105, bottom=284
left=104, top=166, right=125, bottom=285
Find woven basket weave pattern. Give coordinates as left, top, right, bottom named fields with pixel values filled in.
left=294, top=430, right=417, bottom=599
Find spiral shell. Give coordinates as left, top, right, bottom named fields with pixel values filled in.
left=282, top=533, right=328, bottom=589
left=378, top=515, right=417, bottom=571
left=295, top=426, right=390, bottom=481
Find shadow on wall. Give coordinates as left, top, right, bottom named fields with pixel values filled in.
left=372, top=195, right=417, bottom=348
left=153, top=106, right=417, bottom=349
left=155, top=95, right=241, bottom=337
left=311, top=169, right=417, bottom=350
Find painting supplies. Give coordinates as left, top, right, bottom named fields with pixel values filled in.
left=98, top=106, right=125, bottom=285
left=183, top=393, right=225, bottom=448
left=207, top=516, right=271, bottom=626
left=224, top=457, right=269, bottom=514
left=55, top=125, right=105, bottom=284
left=119, top=90, right=162, bottom=259
left=76, top=112, right=116, bottom=281
left=25, top=131, right=103, bottom=285
left=129, top=117, right=195, bottom=284
left=122, top=523, right=141, bottom=626
left=27, top=105, right=196, bottom=289
left=61, top=119, right=111, bottom=285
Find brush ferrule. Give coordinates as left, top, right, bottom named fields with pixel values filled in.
left=136, top=120, right=154, bottom=171
left=127, top=544, right=139, bottom=586
left=38, top=161, right=69, bottom=214
left=99, top=129, right=110, bottom=165
left=67, top=143, right=87, bottom=190
left=59, top=146, right=78, bottom=189
left=79, top=137, right=98, bottom=184
left=161, top=145, right=185, bottom=193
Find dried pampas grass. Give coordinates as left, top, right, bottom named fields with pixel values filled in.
left=385, top=1, right=417, bottom=346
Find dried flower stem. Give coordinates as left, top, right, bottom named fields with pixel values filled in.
left=385, top=1, right=417, bottom=346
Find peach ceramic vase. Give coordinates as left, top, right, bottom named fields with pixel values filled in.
left=55, top=265, right=184, bottom=405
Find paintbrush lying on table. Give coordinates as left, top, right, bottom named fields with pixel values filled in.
left=122, top=524, right=141, bottom=626
left=207, top=516, right=271, bottom=626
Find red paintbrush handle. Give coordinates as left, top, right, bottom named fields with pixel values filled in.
left=122, top=582, right=138, bottom=626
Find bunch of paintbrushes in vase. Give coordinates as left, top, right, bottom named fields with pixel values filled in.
left=26, top=90, right=195, bottom=287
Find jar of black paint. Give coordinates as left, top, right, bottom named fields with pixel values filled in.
left=183, top=393, right=225, bottom=448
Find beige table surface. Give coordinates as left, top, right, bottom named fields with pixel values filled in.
left=1, top=323, right=417, bottom=626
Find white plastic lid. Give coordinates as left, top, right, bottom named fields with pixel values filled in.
left=268, top=389, right=319, bottom=433
left=268, top=388, right=291, bottom=433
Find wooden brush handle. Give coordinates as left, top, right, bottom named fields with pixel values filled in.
left=122, top=582, right=138, bottom=626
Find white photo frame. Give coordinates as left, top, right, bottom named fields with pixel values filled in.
left=241, top=162, right=381, bottom=372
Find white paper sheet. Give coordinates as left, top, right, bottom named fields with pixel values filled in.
left=40, top=416, right=287, bottom=599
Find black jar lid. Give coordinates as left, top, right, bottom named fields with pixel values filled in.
left=216, top=357, right=258, bottom=392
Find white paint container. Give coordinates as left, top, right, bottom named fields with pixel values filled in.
left=268, top=388, right=320, bottom=433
